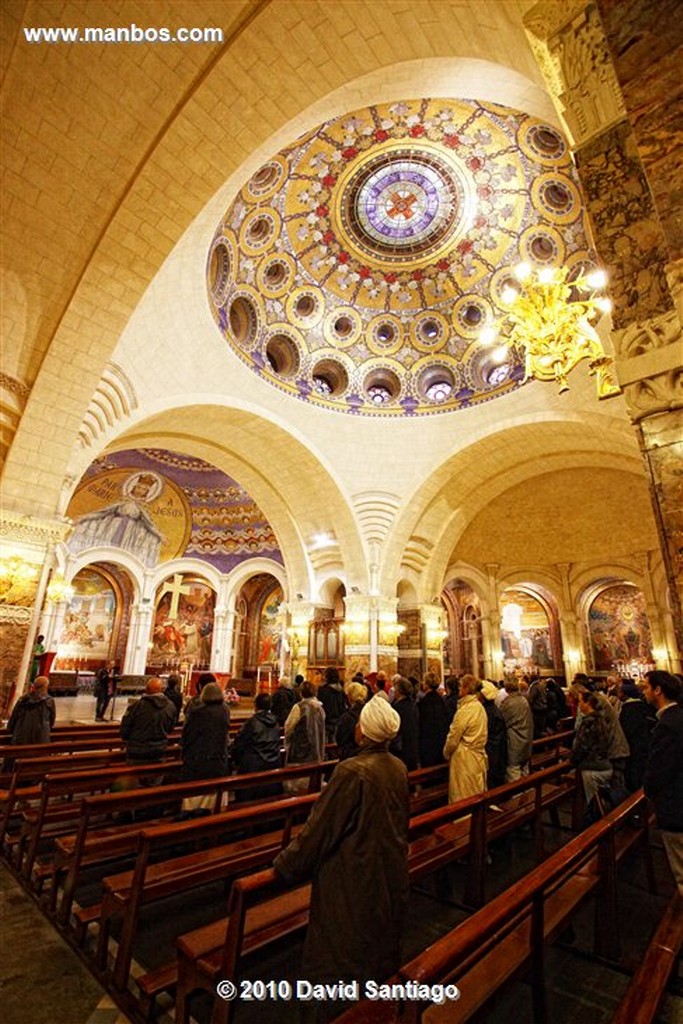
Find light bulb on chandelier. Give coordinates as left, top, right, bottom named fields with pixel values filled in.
left=477, top=263, right=621, bottom=399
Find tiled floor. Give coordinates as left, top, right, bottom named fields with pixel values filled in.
left=0, top=866, right=133, bottom=1024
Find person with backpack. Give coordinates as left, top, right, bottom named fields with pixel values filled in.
left=283, top=680, right=325, bottom=793
left=8, top=676, right=56, bottom=744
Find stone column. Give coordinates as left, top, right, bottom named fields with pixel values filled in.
left=375, top=596, right=402, bottom=677
left=484, top=564, right=502, bottom=680
left=286, top=599, right=314, bottom=680
left=419, top=603, right=447, bottom=679
left=342, top=593, right=372, bottom=678
left=525, top=0, right=683, bottom=669
left=211, top=605, right=235, bottom=675
left=124, top=602, right=154, bottom=675
left=0, top=512, right=70, bottom=716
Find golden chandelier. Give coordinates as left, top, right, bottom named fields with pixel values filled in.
left=480, top=264, right=621, bottom=400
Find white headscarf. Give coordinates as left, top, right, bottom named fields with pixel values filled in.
left=360, top=695, right=400, bottom=743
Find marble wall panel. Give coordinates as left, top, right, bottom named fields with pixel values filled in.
left=575, top=120, right=671, bottom=327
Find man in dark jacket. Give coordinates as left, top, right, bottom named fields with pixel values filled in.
left=317, top=666, right=347, bottom=742
left=642, top=670, right=683, bottom=896
left=274, top=696, right=409, bottom=1020
left=121, top=677, right=176, bottom=765
left=392, top=676, right=419, bottom=770
left=417, top=671, right=450, bottom=767
left=271, top=675, right=296, bottom=726
left=8, top=677, right=56, bottom=744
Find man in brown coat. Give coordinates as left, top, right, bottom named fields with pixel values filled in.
left=274, top=696, right=409, bottom=1019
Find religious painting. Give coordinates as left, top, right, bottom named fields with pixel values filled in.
left=149, top=575, right=215, bottom=669
left=257, top=588, right=283, bottom=666
left=56, top=568, right=117, bottom=661
left=588, top=584, right=653, bottom=672
left=500, top=589, right=556, bottom=672
left=66, top=468, right=191, bottom=567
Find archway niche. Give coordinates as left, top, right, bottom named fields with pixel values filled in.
left=233, top=573, right=284, bottom=692
left=51, top=562, right=134, bottom=693
left=586, top=581, right=654, bottom=678
left=499, top=584, right=561, bottom=678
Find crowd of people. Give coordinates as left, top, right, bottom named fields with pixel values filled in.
left=6, top=660, right=681, bottom=1012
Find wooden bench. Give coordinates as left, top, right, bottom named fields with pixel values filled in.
left=334, top=791, right=654, bottom=1024
left=173, top=868, right=311, bottom=1024
left=96, top=793, right=319, bottom=992
left=140, top=762, right=577, bottom=1023
left=408, top=760, right=577, bottom=907
left=55, top=760, right=337, bottom=928
left=1, top=749, right=132, bottom=861
left=20, top=760, right=185, bottom=888
left=612, top=892, right=683, bottom=1024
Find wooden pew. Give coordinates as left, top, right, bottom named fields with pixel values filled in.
left=1, top=744, right=181, bottom=861
left=144, top=762, right=577, bottom=1023
left=55, top=760, right=337, bottom=928
left=612, top=892, right=683, bottom=1024
left=334, top=791, right=654, bottom=1024
left=98, top=793, right=319, bottom=993
left=408, top=760, right=577, bottom=908
left=1, top=749, right=132, bottom=861
left=20, top=760, right=184, bottom=888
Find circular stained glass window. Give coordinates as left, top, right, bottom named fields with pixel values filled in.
left=341, top=151, right=461, bottom=260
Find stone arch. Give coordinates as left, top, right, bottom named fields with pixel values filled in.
left=386, top=415, right=650, bottom=603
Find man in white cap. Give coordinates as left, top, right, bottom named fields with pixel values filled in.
left=274, top=695, right=410, bottom=1019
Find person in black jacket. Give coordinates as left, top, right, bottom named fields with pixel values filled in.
left=8, top=677, right=56, bottom=745
left=180, top=681, right=230, bottom=781
left=271, top=675, right=296, bottom=726
left=164, top=674, right=183, bottom=723
left=121, top=677, right=176, bottom=777
left=318, top=666, right=347, bottom=743
left=642, top=671, right=683, bottom=896
left=418, top=671, right=450, bottom=768
left=232, top=692, right=282, bottom=800
left=619, top=680, right=655, bottom=791
left=334, top=682, right=367, bottom=760
left=480, top=680, right=507, bottom=789
left=393, top=676, right=419, bottom=771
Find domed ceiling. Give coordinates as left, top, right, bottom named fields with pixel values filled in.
left=208, top=98, right=595, bottom=416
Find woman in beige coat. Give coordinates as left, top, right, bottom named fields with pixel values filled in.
left=443, top=674, right=488, bottom=803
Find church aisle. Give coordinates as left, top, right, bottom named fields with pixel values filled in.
left=0, top=864, right=133, bottom=1024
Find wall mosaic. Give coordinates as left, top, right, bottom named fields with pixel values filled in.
left=588, top=583, right=654, bottom=672
left=66, top=449, right=283, bottom=573
left=209, top=98, right=598, bottom=416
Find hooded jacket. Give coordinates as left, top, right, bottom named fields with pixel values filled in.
left=233, top=709, right=281, bottom=774
left=8, top=691, right=56, bottom=745
left=121, top=692, right=176, bottom=760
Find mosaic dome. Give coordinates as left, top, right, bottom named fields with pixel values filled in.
left=208, top=99, right=595, bottom=416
